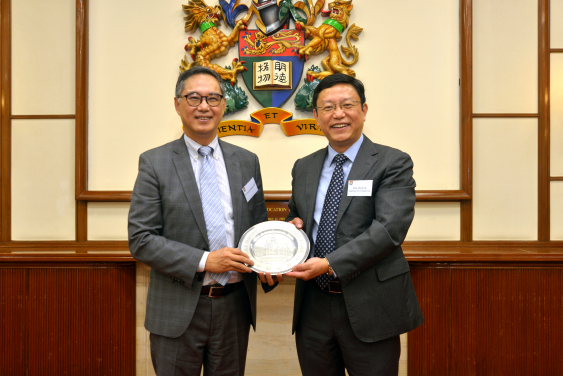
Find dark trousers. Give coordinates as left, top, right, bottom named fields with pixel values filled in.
left=296, top=281, right=401, bottom=376
left=150, top=285, right=252, bottom=376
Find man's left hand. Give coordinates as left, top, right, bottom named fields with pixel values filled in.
left=285, top=257, right=329, bottom=281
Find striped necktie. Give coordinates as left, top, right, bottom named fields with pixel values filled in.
left=314, top=153, right=347, bottom=290
left=199, top=146, right=231, bottom=286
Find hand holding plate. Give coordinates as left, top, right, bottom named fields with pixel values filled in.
left=204, top=247, right=254, bottom=273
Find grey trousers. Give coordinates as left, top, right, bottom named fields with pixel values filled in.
left=150, top=285, right=252, bottom=376
left=296, top=281, right=401, bottom=376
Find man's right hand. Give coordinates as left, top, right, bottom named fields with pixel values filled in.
left=204, top=247, right=254, bottom=273
left=288, top=217, right=304, bottom=229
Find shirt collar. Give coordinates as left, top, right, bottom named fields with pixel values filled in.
left=183, top=134, right=220, bottom=160
left=326, top=134, right=364, bottom=165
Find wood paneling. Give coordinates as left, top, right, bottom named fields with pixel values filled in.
left=266, top=201, right=289, bottom=221
left=28, top=267, right=135, bottom=375
left=451, top=267, right=563, bottom=375
left=408, top=266, right=451, bottom=376
left=408, top=262, right=563, bottom=375
left=0, top=263, right=135, bottom=376
left=0, top=268, right=27, bottom=375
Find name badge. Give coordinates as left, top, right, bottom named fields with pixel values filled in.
left=347, top=180, right=373, bottom=196
left=242, top=177, right=258, bottom=202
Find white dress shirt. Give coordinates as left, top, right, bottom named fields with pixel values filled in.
left=184, top=134, right=242, bottom=285
left=312, top=134, right=364, bottom=253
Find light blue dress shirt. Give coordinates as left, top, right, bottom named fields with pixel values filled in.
left=311, top=134, right=364, bottom=256
left=183, top=134, right=241, bottom=285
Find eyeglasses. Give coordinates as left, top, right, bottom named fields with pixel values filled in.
left=180, top=92, right=224, bottom=107
left=315, top=101, right=363, bottom=114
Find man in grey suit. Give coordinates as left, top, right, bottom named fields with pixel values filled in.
left=285, top=73, right=424, bottom=376
left=128, top=66, right=275, bottom=376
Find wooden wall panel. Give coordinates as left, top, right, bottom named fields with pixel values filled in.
left=266, top=201, right=289, bottom=221
left=451, top=267, right=563, bottom=375
left=0, top=268, right=26, bottom=375
left=408, top=265, right=451, bottom=376
left=0, top=264, right=135, bottom=376
left=27, top=266, right=135, bottom=375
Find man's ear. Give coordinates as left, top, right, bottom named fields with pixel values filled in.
left=174, top=97, right=181, bottom=115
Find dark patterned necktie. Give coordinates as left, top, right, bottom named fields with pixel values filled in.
left=314, top=153, right=347, bottom=289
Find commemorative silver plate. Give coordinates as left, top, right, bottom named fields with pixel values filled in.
left=238, top=221, right=310, bottom=274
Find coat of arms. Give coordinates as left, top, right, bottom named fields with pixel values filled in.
left=239, top=30, right=304, bottom=108
left=178, top=0, right=362, bottom=128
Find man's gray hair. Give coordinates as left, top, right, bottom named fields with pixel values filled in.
left=175, top=66, right=225, bottom=100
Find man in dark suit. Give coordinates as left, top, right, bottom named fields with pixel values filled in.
left=285, top=73, right=424, bottom=376
left=128, top=66, right=275, bottom=376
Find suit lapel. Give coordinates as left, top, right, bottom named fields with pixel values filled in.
left=220, top=140, right=243, bottom=242
left=335, top=137, right=378, bottom=228
left=305, top=148, right=327, bottom=239
left=171, top=136, right=209, bottom=245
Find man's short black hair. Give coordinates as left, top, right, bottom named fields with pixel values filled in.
left=175, top=66, right=225, bottom=98
left=312, top=73, right=366, bottom=108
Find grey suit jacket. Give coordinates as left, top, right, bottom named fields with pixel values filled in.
left=287, top=135, right=423, bottom=342
left=128, top=136, right=269, bottom=338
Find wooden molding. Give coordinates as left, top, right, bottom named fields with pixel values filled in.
left=0, top=240, right=128, bottom=249
left=538, top=0, right=550, bottom=241
left=415, top=190, right=470, bottom=201
left=460, top=0, right=473, bottom=242
left=472, top=113, right=539, bottom=118
left=404, top=242, right=563, bottom=262
left=76, top=190, right=471, bottom=203
left=77, top=191, right=132, bottom=202
left=0, top=253, right=135, bottom=263
left=551, top=177, right=563, bottom=181
left=1, top=241, right=562, bottom=264
left=264, top=190, right=292, bottom=201
left=1, top=0, right=11, bottom=243
left=11, top=115, right=75, bottom=120
left=76, top=0, right=89, bottom=241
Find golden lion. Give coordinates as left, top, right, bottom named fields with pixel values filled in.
left=296, top=0, right=362, bottom=80
left=180, top=0, right=247, bottom=85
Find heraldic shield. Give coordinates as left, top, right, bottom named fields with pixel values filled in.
left=239, top=29, right=305, bottom=108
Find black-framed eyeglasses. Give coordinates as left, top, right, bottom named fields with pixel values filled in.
left=180, top=92, right=224, bottom=107
left=315, top=101, right=362, bottom=114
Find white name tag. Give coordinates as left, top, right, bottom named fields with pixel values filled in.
left=347, top=180, right=373, bottom=196
left=242, top=177, right=258, bottom=202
